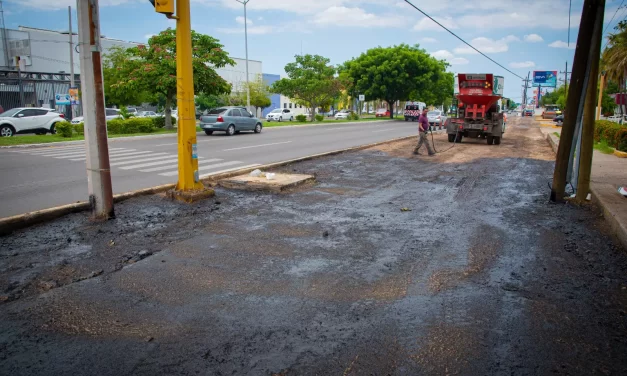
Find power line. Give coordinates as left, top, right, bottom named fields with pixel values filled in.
left=603, top=0, right=625, bottom=35
left=403, top=0, right=524, bottom=80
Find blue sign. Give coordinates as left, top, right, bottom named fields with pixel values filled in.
left=532, top=71, right=558, bottom=87
left=55, top=93, right=71, bottom=105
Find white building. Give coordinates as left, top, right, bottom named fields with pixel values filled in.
left=0, top=26, right=263, bottom=110
left=280, top=94, right=309, bottom=116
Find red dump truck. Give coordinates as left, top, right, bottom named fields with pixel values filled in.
left=446, top=73, right=505, bottom=145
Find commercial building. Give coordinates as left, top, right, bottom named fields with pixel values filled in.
left=0, top=26, right=265, bottom=114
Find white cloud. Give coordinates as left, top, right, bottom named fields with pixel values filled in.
left=13, top=0, right=132, bottom=9
left=413, top=16, right=458, bottom=31
left=236, top=16, right=253, bottom=25
left=548, top=40, right=575, bottom=49
left=420, top=37, right=437, bottom=43
left=431, top=50, right=454, bottom=60
left=450, top=57, right=469, bottom=65
left=454, top=37, right=509, bottom=54
left=313, top=6, right=406, bottom=28
left=258, top=16, right=264, bottom=21
left=502, top=35, right=520, bottom=42
left=216, top=25, right=275, bottom=35
left=510, top=61, right=535, bottom=68
left=524, top=34, right=544, bottom=42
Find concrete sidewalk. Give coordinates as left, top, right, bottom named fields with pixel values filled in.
left=541, top=125, right=627, bottom=248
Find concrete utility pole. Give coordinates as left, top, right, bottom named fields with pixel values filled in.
left=68, top=6, right=76, bottom=120
left=551, top=0, right=605, bottom=203
left=235, top=0, right=251, bottom=112
left=560, top=62, right=572, bottom=92
left=576, top=0, right=605, bottom=203
left=77, top=0, right=114, bottom=219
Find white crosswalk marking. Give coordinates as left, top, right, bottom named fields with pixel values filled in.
left=109, top=154, right=176, bottom=167
left=106, top=151, right=165, bottom=161
left=119, top=158, right=179, bottom=170
left=199, top=164, right=261, bottom=178
left=139, top=158, right=222, bottom=173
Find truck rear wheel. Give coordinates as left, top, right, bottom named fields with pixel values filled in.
left=494, top=136, right=501, bottom=145
left=448, top=134, right=455, bottom=143
left=454, top=133, right=463, bottom=143
left=487, top=135, right=494, bottom=145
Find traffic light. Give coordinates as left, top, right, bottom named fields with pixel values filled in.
left=149, top=0, right=174, bottom=16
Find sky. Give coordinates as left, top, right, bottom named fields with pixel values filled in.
left=4, top=0, right=627, bottom=102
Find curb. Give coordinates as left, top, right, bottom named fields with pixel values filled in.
left=0, top=133, right=419, bottom=235
left=544, top=131, right=627, bottom=250
left=614, top=150, right=627, bottom=158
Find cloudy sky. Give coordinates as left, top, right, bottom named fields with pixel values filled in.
left=5, top=0, right=626, bottom=101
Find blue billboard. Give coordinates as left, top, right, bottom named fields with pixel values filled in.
left=532, top=71, right=558, bottom=87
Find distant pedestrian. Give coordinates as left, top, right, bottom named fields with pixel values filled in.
left=414, top=108, right=435, bottom=156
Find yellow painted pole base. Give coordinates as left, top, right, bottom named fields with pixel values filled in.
left=167, top=187, right=215, bottom=204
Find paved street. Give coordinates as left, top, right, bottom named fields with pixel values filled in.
left=0, top=120, right=418, bottom=217
left=1, top=117, right=626, bottom=375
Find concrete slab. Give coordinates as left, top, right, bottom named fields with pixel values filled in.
left=218, top=173, right=315, bottom=193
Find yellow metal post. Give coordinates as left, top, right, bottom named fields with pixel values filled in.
left=596, top=72, right=605, bottom=120
left=175, top=0, right=202, bottom=191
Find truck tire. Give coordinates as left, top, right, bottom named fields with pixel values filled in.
left=454, top=133, right=463, bottom=143
left=494, top=136, right=501, bottom=145
left=448, top=134, right=456, bottom=143
left=405, top=117, right=408, bottom=122
left=487, top=135, right=494, bottom=145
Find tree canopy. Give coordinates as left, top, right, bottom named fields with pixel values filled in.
left=340, top=44, right=453, bottom=118
left=271, top=54, right=343, bottom=121
left=602, top=20, right=627, bottom=92
left=107, top=28, right=234, bottom=128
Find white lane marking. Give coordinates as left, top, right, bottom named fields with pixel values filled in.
left=37, top=148, right=130, bottom=157
left=110, top=154, right=175, bottom=167
left=199, top=164, right=261, bottom=178
left=223, top=141, right=291, bottom=152
left=50, top=149, right=138, bottom=159
left=159, top=160, right=243, bottom=176
left=119, top=158, right=179, bottom=170
left=139, top=158, right=222, bottom=173
left=70, top=151, right=161, bottom=162
left=154, top=142, right=177, bottom=147
left=11, top=145, right=87, bottom=153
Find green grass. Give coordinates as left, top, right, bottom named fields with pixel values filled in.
left=263, top=117, right=393, bottom=128
left=593, top=139, right=615, bottom=154
left=553, top=132, right=561, bottom=138
left=0, top=127, right=195, bottom=147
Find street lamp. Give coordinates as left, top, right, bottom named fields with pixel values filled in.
left=234, top=0, right=251, bottom=113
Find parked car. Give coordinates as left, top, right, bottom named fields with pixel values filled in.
left=375, top=108, right=390, bottom=117
left=126, top=107, right=138, bottom=116
left=0, top=107, right=66, bottom=137
left=524, top=108, right=534, bottom=117
left=137, top=111, right=159, bottom=118
left=200, top=107, right=263, bottom=136
left=266, top=108, right=294, bottom=122
left=542, top=105, right=561, bottom=119
left=553, top=114, right=564, bottom=126
left=427, top=110, right=444, bottom=126
left=71, top=108, right=122, bottom=124
left=334, top=109, right=353, bottom=120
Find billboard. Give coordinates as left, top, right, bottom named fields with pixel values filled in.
left=493, top=76, right=504, bottom=96
left=532, top=71, right=558, bottom=87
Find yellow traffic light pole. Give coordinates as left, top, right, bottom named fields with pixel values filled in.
left=152, top=0, right=203, bottom=193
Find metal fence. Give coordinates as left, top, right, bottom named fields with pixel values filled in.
left=0, top=69, right=82, bottom=119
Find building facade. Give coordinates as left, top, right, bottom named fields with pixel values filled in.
left=261, top=73, right=280, bottom=117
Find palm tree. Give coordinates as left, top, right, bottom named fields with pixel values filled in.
left=602, top=20, right=627, bottom=94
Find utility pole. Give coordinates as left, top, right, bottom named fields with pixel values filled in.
left=576, top=0, right=605, bottom=203
left=560, top=62, right=572, bottom=92
left=0, top=1, right=10, bottom=69
left=77, top=0, right=114, bottom=219
left=522, top=72, right=531, bottom=109
left=551, top=0, right=604, bottom=203
left=235, top=0, right=251, bottom=112
left=68, top=6, right=76, bottom=120
left=596, top=71, right=606, bottom=120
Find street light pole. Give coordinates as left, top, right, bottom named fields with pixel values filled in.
left=235, top=0, right=251, bottom=112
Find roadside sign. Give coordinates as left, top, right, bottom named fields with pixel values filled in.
left=358, top=94, right=365, bottom=101
left=55, top=93, right=70, bottom=106
left=532, top=71, right=557, bottom=87
left=69, top=87, right=80, bottom=105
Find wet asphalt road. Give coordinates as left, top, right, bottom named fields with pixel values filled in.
left=1, top=117, right=626, bottom=375
left=0, top=119, right=416, bottom=218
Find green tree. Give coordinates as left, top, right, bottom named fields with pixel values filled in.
left=341, top=44, right=452, bottom=119
left=602, top=20, right=627, bottom=94
left=103, top=46, right=154, bottom=107
left=109, top=29, right=234, bottom=128
left=271, top=55, right=343, bottom=121
left=238, top=77, right=272, bottom=115
left=195, top=93, right=226, bottom=112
